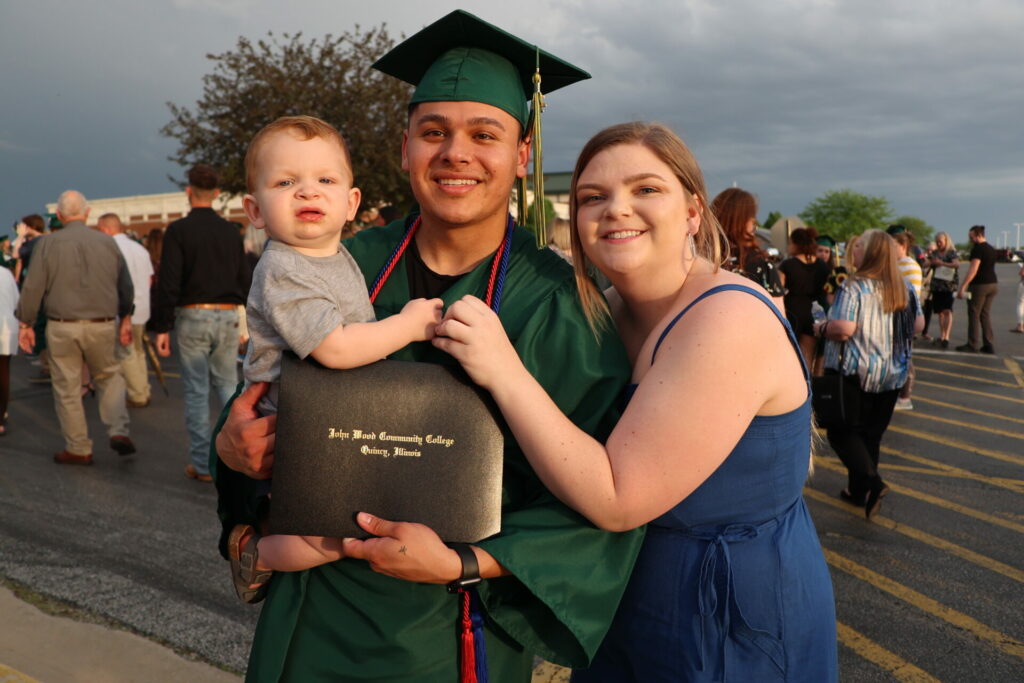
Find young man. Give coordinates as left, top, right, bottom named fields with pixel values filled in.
left=956, top=224, right=998, bottom=353
left=213, top=11, right=643, bottom=682
left=151, top=165, right=251, bottom=482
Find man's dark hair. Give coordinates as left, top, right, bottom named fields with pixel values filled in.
left=21, top=214, right=45, bottom=232
left=969, top=224, right=985, bottom=236
left=378, top=204, right=401, bottom=224
left=187, top=164, right=220, bottom=191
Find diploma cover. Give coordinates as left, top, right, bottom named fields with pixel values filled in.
left=269, top=353, right=504, bottom=543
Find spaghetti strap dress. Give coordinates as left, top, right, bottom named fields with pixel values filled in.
left=573, top=284, right=838, bottom=682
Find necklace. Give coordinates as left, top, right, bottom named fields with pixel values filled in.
left=368, top=215, right=515, bottom=313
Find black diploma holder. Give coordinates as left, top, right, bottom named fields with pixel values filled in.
left=268, top=353, right=505, bottom=543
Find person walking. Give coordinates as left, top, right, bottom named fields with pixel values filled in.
left=1012, top=262, right=1024, bottom=334
left=927, top=232, right=959, bottom=348
left=956, top=225, right=998, bottom=353
left=97, top=213, right=154, bottom=407
left=15, top=190, right=135, bottom=464
left=0, top=265, right=18, bottom=435
left=151, top=164, right=250, bottom=483
left=779, top=226, right=831, bottom=368
left=892, top=231, right=922, bottom=410
left=816, top=230, right=923, bottom=518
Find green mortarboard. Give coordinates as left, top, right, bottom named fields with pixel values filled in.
left=816, top=234, right=836, bottom=247
left=371, top=10, right=590, bottom=130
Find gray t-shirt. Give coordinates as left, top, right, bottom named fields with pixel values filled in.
left=244, top=240, right=375, bottom=392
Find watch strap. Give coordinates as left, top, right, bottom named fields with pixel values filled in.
left=446, top=542, right=481, bottom=593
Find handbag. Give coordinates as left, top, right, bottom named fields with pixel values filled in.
left=811, top=343, right=862, bottom=429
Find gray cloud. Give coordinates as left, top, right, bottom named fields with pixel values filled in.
left=2, top=0, right=1023, bottom=244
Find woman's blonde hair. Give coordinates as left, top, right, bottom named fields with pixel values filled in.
left=935, top=231, right=952, bottom=252
left=850, top=229, right=909, bottom=313
left=569, top=122, right=728, bottom=330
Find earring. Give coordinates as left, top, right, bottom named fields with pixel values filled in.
left=688, top=233, right=697, bottom=259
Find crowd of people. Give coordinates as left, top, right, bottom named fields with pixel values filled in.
left=2, top=8, right=1020, bottom=682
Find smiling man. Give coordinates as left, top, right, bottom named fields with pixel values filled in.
left=213, top=10, right=643, bottom=682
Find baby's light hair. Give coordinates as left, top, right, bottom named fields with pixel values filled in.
left=245, top=115, right=352, bottom=192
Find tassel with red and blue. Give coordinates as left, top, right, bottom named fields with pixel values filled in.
left=455, top=587, right=488, bottom=683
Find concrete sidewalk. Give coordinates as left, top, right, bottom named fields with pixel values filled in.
left=0, top=584, right=239, bottom=683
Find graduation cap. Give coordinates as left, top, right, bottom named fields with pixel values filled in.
left=816, top=234, right=836, bottom=248
left=373, top=10, right=591, bottom=245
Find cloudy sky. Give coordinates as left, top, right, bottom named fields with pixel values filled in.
left=3, top=0, right=1023, bottom=245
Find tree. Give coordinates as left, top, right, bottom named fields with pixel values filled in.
left=891, top=215, right=935, bottom=245
left=762, top=211, right=782, bottom=231
left=162, top=28, right=412, bottom=210
left=524, top=196, right=556, bottom=240
left=798, top=189, right=893, bottom=241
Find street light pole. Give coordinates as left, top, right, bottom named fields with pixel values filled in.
left=1014, top=222, right=1023, bottom=250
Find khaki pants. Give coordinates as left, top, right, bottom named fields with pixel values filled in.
left=118, top=323, right=151, bottom=404
left=46, top=320, right=130, bottom=455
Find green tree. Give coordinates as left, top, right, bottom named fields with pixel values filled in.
left=762, top=210, right=782, bottom=230
left=891, top=215, right=935, bottom=245
left=524, top=196, right=556, bottom=239
left=798, top=189, right=893, bottom=241
left=161, top=28, right=412, bottom=210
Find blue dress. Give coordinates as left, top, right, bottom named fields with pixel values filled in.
left=573, top=284, right=838, bottom=682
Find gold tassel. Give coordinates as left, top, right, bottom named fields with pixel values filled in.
left=517, top=175, right=529, bottom=227
left=531, top=52, right=546, bottom=248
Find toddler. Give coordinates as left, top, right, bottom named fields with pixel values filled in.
left=228, top=115, right=442, bottom=602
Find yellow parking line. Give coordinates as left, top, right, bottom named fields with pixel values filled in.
left=812, top=457, right=1024, bottom=534
left=915, top=356, right=1013, bottom=374
left=896, top=410, right=1024, bottom=441
left=915, top=379, right=1024, bottom=405
left=835, top=622, right=940, bottom=682
left=886, top=425, right=1024, bottom=467
left=824, top=549, right=1024, bottom=660
left=914, top=366, right=1021, bottom=388
left=0, top=663, right=42, bottom=682
left=882, top=447, right=1024, bottom=493
left=805, top=487, right=1024, bottom=584
left=910, top=395, right=1024, bottom=425
left=1006, top=357, right=1024, bottom=389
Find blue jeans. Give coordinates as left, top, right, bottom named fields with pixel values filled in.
left=175, top=308, right=239, bottom=474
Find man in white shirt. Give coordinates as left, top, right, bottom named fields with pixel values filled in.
left=97, top=213, right=154, bottom=407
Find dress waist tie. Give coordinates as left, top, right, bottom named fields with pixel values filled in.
left=665, top=501, right=801, bottom=681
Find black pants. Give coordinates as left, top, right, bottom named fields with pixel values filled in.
left=826, top=387, right=900, bottom=499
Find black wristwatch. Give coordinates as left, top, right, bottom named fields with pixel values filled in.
left=446, top=542, right=482, bottom=593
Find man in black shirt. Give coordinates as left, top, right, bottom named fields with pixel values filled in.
left=956, top=224, right=998, bottom=353
left=152, top=164, right=251, bottom=481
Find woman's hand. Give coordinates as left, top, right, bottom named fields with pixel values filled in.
left=342, top=513, right=461, bottom=584
left=433, top=295, right=523, bottom=392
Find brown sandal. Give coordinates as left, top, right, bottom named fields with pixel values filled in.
left=228, top=524, right=273, bottom=604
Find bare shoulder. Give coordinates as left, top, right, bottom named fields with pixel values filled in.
left=642, top=270, right=804, bottom=412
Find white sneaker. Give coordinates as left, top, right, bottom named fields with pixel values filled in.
left=894, top=398, right=913, bottom=411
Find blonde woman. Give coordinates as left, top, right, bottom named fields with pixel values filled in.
left=815, top=230, right=924, bottom=518
left=927, top=232, right=960, bottom=348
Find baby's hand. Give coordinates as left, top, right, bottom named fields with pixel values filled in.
left=401, top=298, right=443, bottom=341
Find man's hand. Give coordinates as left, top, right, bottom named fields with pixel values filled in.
left=155, top=332, right=171, bottom=356
left=215, top=381, right=276, bottom=479
left=342, top=513, right=462, bottom=584
left=118, top=317, right=132, bottom=346
left=18, top=327, right=35, bottom=354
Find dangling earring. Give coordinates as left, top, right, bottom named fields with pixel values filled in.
left=688, top=232, right=697, bottom=260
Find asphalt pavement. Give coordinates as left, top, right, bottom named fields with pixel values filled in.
left=0, top=263, right=1021, bottom=682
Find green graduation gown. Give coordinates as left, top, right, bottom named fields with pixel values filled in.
left=213, top=220, right=644, bottom=682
